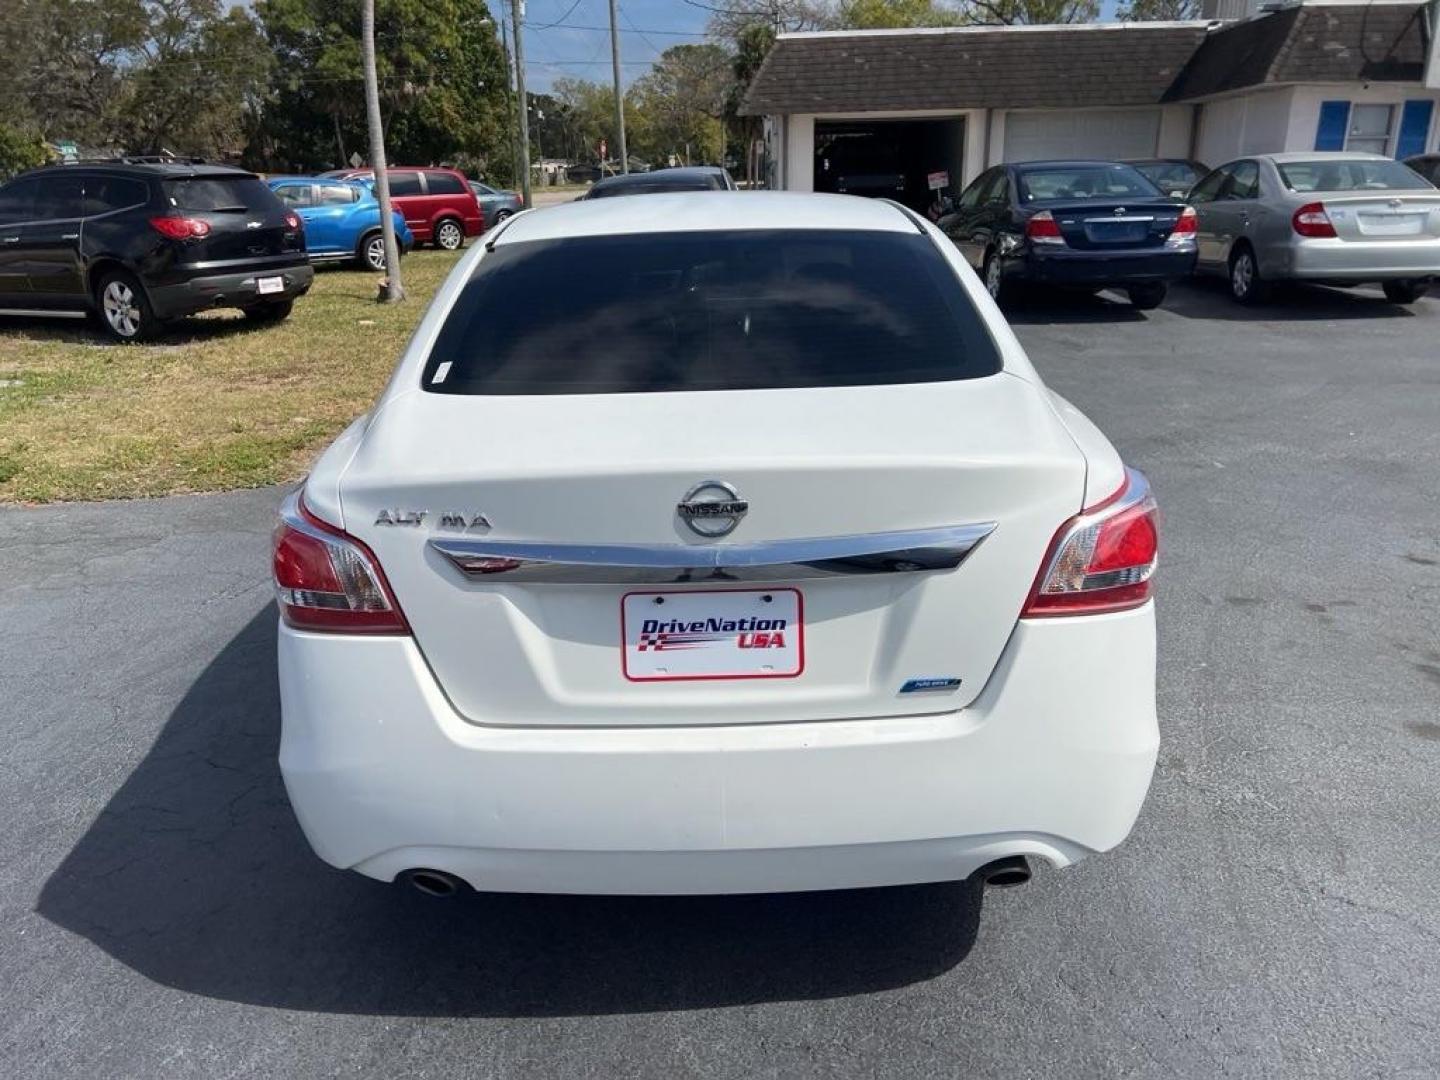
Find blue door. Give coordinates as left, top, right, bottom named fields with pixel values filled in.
left=303, top=182, right=367, bottom=256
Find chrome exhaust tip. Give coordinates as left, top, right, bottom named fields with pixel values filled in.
left=402, top=869, right=463, bottom=897
left=976, top=855, right=1032, bottom=888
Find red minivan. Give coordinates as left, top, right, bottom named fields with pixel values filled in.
left=320, top=166, right=483, bottom=250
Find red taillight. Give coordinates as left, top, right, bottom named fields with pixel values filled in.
left=1023, top=468, right=1159, bottom=617
left=1292, top=202, right=1336, bottom=238
left=1170, top=205, right=1198, bottom=236
left=149, top=216, right=211, bottom=239
left=1025, top=210, right=1065, bottom=245
left=272, top=490, right=409, bottom=634
left=285, top=212, right=301, bottom=231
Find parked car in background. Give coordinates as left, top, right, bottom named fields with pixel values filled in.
left=0, top=159, right=311, bottom=341
left=579, top=166, right=736, bottom=199
left=938, top=160, right=1198, bottom=309
left=1127, top=158, right=1209, bottom=198
left=467, top=180, right=522, bottom=229
left=269, top=177, right=412, bottom=272
left=319, top=166, right=483, bottom=250
left=273, top=191, right=1159, bottom=897
left=1189, top=152, right=1440, bottom=305
left=1402, top=153, right=1440, bottom=187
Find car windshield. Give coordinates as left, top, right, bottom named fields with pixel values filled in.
left=422, top=229, right=1001, bottom=394
left=1277, top=159, right=1432, bottom=192
left=163, top=176, right=276, bottom=212
left=1017, top=165, right=1161, bottom=202
left=1132, top=161, right=1202, bottom=194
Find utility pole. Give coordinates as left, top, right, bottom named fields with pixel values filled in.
left=501, top=9, right=520, bottom=191
left=607, top=0, right=628, bottom=174
left=362, top=0, right=404, bottom=301
left=510, top=0, right=532, bottom=208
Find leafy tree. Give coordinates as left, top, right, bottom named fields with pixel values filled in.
left=963, top=0, right=1100, bottom=23
left=1115, top=0, right=1200, bottom=19
left=3, top=0, right=148, bottom=149
left=628, top=44, right=732, bottom=167
left=255, top=0, right=511, bottom=174
left=127, top=1, right=272, bottom=156
left=0, top=124, right=52, bottom=180
left=839, top=0, right=964, bottom=28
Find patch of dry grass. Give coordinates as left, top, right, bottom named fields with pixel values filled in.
left=0, top=250, right=461, bottom=503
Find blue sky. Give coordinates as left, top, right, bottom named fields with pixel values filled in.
left=514, top=0, right=1125, bottom=92
left=513, top=0, right=711, bottom=92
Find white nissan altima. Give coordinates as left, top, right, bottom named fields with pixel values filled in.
left=273, top=191, right=1159, bottom=897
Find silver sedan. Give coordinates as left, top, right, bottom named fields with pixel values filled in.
left=1189, top=152, right=1440, bottom=304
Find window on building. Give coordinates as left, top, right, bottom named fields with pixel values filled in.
left=1347, top=105, right=1394, bottom=155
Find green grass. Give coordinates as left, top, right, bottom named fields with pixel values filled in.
left=0, top=250, right=461, bottom=503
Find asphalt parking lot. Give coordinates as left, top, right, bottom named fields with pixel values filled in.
left=2, top=279, right=1437, bottom=1079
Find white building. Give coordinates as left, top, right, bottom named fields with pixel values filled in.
left=741, top=0, right=1440, bottom=209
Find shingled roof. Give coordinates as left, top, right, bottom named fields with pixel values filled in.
left=740, top=5, right=1433, bottom=116
left=1165, top=3, right=1430, bottom=101
left=739, top=23, right=1211, bottom=116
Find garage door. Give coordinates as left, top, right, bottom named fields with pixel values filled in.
left=1004, top=109, right=1161, bottom=163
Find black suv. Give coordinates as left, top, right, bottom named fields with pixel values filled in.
left=0, top=159, right=313, bottom=341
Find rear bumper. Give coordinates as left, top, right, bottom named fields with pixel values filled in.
left=1018, top=246, right=1197, bottom=285
left=278, top=603, right=1158, bottom=894
left=1281, top=237, right=1440, bottom=281
left=148, top=262, right=314, bottom=318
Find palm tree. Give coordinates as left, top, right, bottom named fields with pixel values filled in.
left=362, top=0, right=404, bottom=302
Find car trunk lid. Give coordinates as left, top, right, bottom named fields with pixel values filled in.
left=334, top=376, right=1086, bottom=728
left=1041, top=199, right=1185, bottom=250
left=1317, top=193, right=1440, bottom=242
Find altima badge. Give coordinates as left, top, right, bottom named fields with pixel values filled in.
left=375, top=509, right=427, bottom=526
left=438, top=512, right=491, bottom=530
left=677, top=480, right=748, bottom=538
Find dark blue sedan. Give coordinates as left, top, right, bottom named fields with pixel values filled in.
left=938, top=161, right=1198, bottom=309
left=267, top=177, right=413, bottom=272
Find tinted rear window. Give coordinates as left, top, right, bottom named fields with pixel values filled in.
left=1017, top=164, right=1160, bottom=202
left=163, top=176, right=276, bottom=211
left=1278, top=159, right=1432, bottom=192
left=1133, top=161, right=1202, bottom=194
left=588, top=180, right=716, bottom=198
left=423, top=229, right=1000, bottom=395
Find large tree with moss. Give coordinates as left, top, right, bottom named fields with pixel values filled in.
left=255, top=0, right=513, bottom=176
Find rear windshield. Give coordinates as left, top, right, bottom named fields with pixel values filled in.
left=1277, top=159, right=1432, bottom=193
left=163, top=176, right=277, bottom=212
left=423, top=229, right=1001, bottom=395
left=587, top=180, right=716, bottom=198
left=1132, top=161, right=1202, bottom=194
left=1017, top=164, right=1161, bottom=202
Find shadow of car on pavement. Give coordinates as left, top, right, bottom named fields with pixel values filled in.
left=36, top=605, right=983, bottom=1018
left=1159, top=277, right=1424, bottom=322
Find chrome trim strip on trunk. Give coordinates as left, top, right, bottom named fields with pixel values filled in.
left=430, top=523, right=997, bottom=584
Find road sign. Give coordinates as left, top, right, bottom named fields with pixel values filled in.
left=927, top=170, right=950, bottom=191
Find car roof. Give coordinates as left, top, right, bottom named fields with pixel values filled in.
left=590, top=166, right=728, bottom=189
left=15, top=161, right=253, bottom=181
left=1010, top=160, right=1142, bottom=170
left=1256, top=151, right=1391, bottom=164
left=496, top=191, right=915, bottom=244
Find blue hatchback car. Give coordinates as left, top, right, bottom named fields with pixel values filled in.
left=267, top=177, right=413, bottom=272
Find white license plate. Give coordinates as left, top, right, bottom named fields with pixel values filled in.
left=1359, top=214, right=1424, bottom=237
left=256, top=276, right=285, bottom=295
left=621, top=588, right=804, bottom=682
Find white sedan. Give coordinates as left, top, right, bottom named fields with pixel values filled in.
left=273, top=192, right=1159, bottom=897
